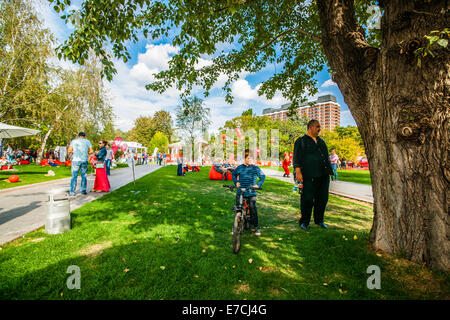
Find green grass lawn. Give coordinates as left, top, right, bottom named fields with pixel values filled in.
left=263, top=166, right=372, bottom=185
left=0, top=166, right=448, bottom=299
left=0, top=162, right=132, bottom=190
left=336, top=169, right=371, bottom=185
left=0, top=165, right=74, bottom=190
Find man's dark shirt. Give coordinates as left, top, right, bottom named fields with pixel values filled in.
left=293, top=135, right=333, bottom=178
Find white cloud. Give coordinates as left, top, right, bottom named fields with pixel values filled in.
left=138, top=44, right=179, bottom=70
left=231, top=79, right=289, bottom=107
left=321, top=79, right=337, bottom=88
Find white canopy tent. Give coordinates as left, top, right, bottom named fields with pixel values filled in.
left=0, top=122, right=40, bottom=138
left=167, top=138, right=209, bottom=164
left=0, top=122, right=40, bottom=157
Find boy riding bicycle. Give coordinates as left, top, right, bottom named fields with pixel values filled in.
left=232, top=149, right=265, bottom=236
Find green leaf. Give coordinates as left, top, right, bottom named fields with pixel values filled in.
left=427, top=36, right=439, bottom=44
left=437, top=39, right=448, bottom=48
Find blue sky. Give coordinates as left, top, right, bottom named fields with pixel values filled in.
left=34, top=0, right=357, bottom=133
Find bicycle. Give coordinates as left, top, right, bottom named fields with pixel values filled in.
left=223, top=185, right=262, bottom=254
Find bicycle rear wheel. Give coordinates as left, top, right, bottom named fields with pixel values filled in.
left=232, top=211, right=244, bottom=254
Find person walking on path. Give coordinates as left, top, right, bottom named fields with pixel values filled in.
left=92, top=139, right=111, bottom=192
left=329, top=149, right=339, bottom=181
left=68, top=132, right=94, bottom=196
left=105, top=143, right=113, bottom=176
left=163, top=152, right=167, bottom=166
left=282, top=153, right=291, bottom=178
left=177, top=150, right=184, bottom=176
left=293, top=120, right=333, bottom=231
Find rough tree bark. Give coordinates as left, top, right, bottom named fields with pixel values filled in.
left=316, top=0, right=449, bottom=270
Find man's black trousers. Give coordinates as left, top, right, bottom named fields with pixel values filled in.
left=235, top=195, right=258, bottom=228
left=299, top=174, right=330, bottom=226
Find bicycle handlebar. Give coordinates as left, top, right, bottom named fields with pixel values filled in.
left=223, top=185, right=262, bottom=191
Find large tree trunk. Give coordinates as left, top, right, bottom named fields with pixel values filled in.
left=317, top=0, right=449, bottom=270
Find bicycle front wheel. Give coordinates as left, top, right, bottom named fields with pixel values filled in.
left=232, top=211, right=244, bottom=254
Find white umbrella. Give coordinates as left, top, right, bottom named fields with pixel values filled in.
left=0, top=122, right=40, bottom=138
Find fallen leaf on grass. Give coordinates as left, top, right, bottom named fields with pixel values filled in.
left=248, top=258, right=253, bottom=264
left=124, top=268, right=130, bottom=273
left=353, top=235, right=358, bottom=240
left=122, top=257, right=126, bottom=262
left=202, top=249, right=206, bottom=253
left=133, top=240, right=137, bottom=243
left=281, top=287, right=289, bottom=293
left=232, top=265, right=236, bottom=269
left=339, top=288, right=348, bottom=294
left=376, top=253, right=382, bottom=257
left=194, top=275, right=199, bottom=278
left=323, top=283, right=328, bottom=286
left=160, top=266, right=166, bottom=270
left=186, top=259, right=192, bottom=264
left=278, top=238, right=283, bottom=241
left=60, top=292, right=63, bottom=297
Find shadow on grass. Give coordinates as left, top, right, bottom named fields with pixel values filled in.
left=0, top=167, right=448, bottom=300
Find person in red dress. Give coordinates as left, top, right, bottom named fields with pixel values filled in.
left=92, top=140, right=111, bottom=192
left=282, top=154, right=291, bottom=178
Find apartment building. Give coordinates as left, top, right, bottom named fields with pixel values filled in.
left=262, top=94, right=341, bottom=131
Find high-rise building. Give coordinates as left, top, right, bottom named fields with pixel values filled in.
left=262, top=94, right=341, bottom=131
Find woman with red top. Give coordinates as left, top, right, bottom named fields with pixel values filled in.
left=92, top=140, right=111, bottom=192
left=282, top=154, right=291, bottom=178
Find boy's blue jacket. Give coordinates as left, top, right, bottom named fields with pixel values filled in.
left=232, top=164, right=265, bottom=197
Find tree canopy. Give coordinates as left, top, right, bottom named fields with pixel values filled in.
left=49, top=0, right=380, bottom=107
left=149, top=131, right=169, bottom=154
left=1, top=0, right=113, bottom=158
left=127, top=111, right=174, bottom=149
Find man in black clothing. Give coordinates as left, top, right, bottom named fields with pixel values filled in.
left=293, top=120, right=333, bottom=231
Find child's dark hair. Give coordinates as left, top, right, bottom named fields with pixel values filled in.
left=244, top=149, right=250, bottom=158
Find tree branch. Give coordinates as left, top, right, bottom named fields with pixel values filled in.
left=256, top=28, right=322, bottom=52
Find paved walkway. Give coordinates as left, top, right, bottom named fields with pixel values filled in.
left=261, top=168, right=374, bottom=204
left=0, top=164, right=162, bottom=246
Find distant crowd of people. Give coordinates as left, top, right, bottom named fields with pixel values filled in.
left=2, top=144, right=37, bottom=164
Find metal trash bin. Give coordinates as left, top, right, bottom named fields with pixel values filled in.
left=45, top=188, right=71, bottom=235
